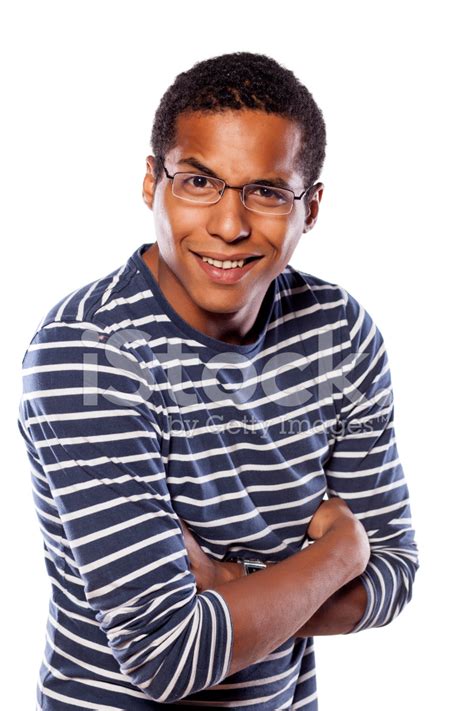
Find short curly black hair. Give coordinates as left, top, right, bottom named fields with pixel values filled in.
left=150, top=52, right=326, bottom=195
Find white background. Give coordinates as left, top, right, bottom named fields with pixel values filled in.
left=1, top=1, right=472, bottom=709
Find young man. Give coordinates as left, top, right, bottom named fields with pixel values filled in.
left=18, top=52, right=419, bottom=709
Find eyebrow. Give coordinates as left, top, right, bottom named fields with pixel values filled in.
left=176, top=157, right=293, bottom=191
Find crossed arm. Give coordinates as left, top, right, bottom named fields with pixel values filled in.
left=21, top=291, right=419, bottom=701
left=177, top=287, right=421, bottom=663
left=179, top=510, right=369, bottom=638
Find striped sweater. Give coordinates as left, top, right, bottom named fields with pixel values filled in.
left=18, top=242, right=419, bottom=709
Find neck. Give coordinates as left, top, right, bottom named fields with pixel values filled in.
left=140, top=242, right=268, bottom=346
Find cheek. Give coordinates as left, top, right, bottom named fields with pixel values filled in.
left=262, top=216, right=302, bottom=261
left=161, top=189, right=207, bottom=235
left=152, top=189, right=203, bottom=262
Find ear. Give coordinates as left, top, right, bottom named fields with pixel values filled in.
left=302, top=182, right=324, bottom=233
left=142, top=155, right=157, bottom=210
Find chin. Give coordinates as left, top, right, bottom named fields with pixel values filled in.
left=195, top=291, right=244, bottom=315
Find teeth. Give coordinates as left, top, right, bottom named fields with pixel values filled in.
left=201, top=256, right=246, bottom=269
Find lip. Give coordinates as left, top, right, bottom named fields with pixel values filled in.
left=191, top=250, right=263, bottom=261
left=191, top=251, right=263, bottom=284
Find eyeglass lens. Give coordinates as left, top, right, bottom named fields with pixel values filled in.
left=171, top=173, right=294, bottom=215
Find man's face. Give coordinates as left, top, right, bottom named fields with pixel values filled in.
left=142, top=109, right=323, bottom=336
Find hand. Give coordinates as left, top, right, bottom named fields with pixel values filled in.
left=306, top=496, right=356, bottom=540
left=179, top=518, right=244, bottom=592
left=306, top=496, right=371, bottom=576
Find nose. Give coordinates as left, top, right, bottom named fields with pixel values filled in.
left=205, top=186, right=251, bottom=243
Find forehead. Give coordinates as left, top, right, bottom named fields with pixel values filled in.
left=167, top=110, right=303, bottom=183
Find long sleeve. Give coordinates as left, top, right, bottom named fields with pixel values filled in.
left=18, top=320, right=233, bottom=704
left=326, top=290, right=420, bottom=633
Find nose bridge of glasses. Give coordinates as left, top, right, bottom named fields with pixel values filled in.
left=205, top=181, right=252, bottom=237
left=216, top=181, right=248, bottom=210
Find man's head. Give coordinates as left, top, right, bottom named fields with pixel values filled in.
left=142, top=52, right=326, bottom=342
left=149, top=51, right=326, bottom=197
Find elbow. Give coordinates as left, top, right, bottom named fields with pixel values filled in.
left=355, top=545, right=420, bottom=632
left=394, top=553, right=420, bottom=621
left=378, top=548, right=420, bottom=629
left=124, top=646, right=216, bottom=705
left=121, top=661, right=191, bottom=704
left=102, top=590, right=232, bottom=704
left=129, top=672, right=196, bottom=705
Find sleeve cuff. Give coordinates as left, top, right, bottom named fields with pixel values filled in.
left=344, top=571, right=376, bottom=634
left=201, top=589, right=234, bottom=681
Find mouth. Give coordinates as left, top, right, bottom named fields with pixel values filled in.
left=190, top=251, right=264, bottom=284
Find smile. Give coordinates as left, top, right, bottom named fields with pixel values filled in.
left=191, top=251, right=263, bottom=284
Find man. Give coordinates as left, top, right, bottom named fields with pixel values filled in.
left=18, top=52, right=419, bottom=709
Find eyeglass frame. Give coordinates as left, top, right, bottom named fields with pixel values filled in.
left=156, top=155, right=317, bottom=216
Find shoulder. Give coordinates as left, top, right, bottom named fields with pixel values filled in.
left=278, top=263, right=360, bottom=323
left=27, top=244, right=156, bottom=339
left=36, top=260, right=137, bottom=331
left=20, top=245, right=159, bottom=371
left=20, top=250, right=162, bottom=418
left=277, top=263, right=384, bottom=351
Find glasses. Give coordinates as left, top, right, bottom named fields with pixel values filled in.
left=157, top=156, right=312, bottom=216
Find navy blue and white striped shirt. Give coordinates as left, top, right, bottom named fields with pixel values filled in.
left=18, top=242, right=419, bottom=709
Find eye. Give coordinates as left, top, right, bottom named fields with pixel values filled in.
left=245, top=184, right=291, bottom=205
left=254, top=186, right=281, bottom=199
left=185, top=175, right=212, bottom=190
left=175, top=173, right=222, bottom=200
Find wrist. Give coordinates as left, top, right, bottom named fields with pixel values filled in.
left=218, top=560, right=246, bottom=585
